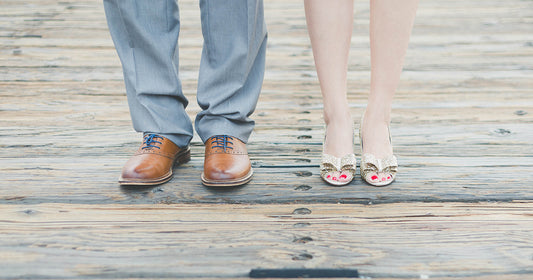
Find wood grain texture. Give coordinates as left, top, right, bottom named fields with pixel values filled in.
left=0, top=203, right=532, bottom=279
left=1, top=0, right=533, bottom=279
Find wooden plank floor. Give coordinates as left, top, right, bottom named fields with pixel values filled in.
left=1, top=0, right=532, bottom=279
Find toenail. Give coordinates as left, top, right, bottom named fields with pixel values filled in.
left=371, top=175, right=378, bottom=181
left=327, top=175, right=331, bottom=179
left=332, top=177, right=337, bottom=181
left=340, top=174, right=347, bottom=179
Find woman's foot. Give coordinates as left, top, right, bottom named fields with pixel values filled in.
left=359, top=110, right=397, bottom=186
left=324, top=115, right=354, bottom=157
left=320, top=113, right=356, bottom=185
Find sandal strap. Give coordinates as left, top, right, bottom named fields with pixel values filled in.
left=340, top=153, right=357, bottom=174
left=321, top=153, right=357, bottom=175
left=361, top=153, right=398, bottom=174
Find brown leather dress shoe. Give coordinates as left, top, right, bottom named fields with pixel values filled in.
left=119, top=134, right=190, bottom=186
left=201, top=135, right=253, bottom=187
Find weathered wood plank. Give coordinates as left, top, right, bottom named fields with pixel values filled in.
left=0, top=203, right=531, bottom=279
left=1, top=0, right=533, bottom=279
left=1, top=119, right=532, bottom=204
left=0, top=0, right=532, bottom=205
left=2, top=159, right=532, bottom=205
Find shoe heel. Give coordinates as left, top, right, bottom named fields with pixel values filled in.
left=176, top=148, right=191, bottom=166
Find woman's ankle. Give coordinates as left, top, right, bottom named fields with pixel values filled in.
left=361, top=110, right=393, bottom=158
left=363, top=105, right=391, bottom=125
left=324, top=109, right=352, bottom=126
left=323, top=114, right=354, bottom=157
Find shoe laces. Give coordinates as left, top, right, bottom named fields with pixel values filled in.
left=211, top=135, right=234, bottom=152
left=142, top=134, right=163, bottom=149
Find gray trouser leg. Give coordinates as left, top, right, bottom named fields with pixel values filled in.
left=195, top=0, right=268, bottom=144
left=103, top=0, right=193, bottom=148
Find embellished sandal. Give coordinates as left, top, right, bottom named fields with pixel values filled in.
left=320, top=131, right=357, bottom=186
left=359, top=114, right=398, bottom=187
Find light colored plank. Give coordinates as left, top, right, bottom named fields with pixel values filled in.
left=0, top=203, right=531, bottom=279
left=0, top=0, right=532, bottom=205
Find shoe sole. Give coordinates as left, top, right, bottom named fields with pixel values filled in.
left=361, top=176, right=395, bottom=187
left=322, top=176, right=354, bottom=186
left=200, top=169, right=253, bottom=187
left=118, top=147, right=191, bottom=186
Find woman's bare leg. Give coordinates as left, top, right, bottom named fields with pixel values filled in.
left=305, top=0, right=354, bottom=183
left=362, top=0, right=418, bottom=183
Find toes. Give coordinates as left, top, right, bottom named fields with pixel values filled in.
left=378, top=172, right=393, bottom=182
left=366, top=172, right=393, bottom=183
left=368, top=173, right=379, bottom=182
left=331, top=171, right=340, bottom=181
left=325, top=171, right=340, bottom=182
left=365, top=171, right=394, bottom=186
left=338, top=171, right=353, bottom=183
left=324, top=171, right=354, bottom=185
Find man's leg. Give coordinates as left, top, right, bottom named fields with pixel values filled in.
left=104, top=0, right=193, bottom=185
left=196, top=0, right=267, bottom=143
left=103, top=0, right=193, bottom=148
left=196, top=0, right=267, bottom=186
